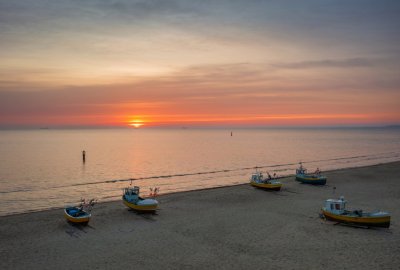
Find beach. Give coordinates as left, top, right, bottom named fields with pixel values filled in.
left=1, top=162, right=399, bottom=270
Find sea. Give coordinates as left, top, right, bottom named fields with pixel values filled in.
left=1, top=127, right=400, bottom=216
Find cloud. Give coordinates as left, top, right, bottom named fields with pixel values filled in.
left=272, top=58, right=378, bottom=69
left=1, top=59, right=399, bottom=127
left=1, top=1, right=400, bottom=126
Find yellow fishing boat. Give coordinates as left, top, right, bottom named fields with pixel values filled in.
left=250, top=171, right=282, bottom=191
left=321, top=196, right=390, bottom=228
left=122, top=186, right=158, bottom=212
left=64, top=198, right=96, bottom=224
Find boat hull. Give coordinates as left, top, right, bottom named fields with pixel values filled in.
left=123, top=197, right=158, bottom=212
left=250, top=181, right=282, bottom=191
left=64, top=209, right=90, bottom=224
left=321, top=209, right=390, bottom=228
left=296, top=175, right=326, bottom=185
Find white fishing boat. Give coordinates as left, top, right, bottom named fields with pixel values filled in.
left=122, top=186, right=158, bottom=212
left=321, top=196, right=390, bottom=228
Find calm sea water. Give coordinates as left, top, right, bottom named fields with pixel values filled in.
left=1, top=127, right=400, bottom=216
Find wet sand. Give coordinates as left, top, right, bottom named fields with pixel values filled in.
left=1, top=162, right=400, bottom=269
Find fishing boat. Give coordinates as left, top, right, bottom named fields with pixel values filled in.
left=321, top=196, right=391, bottom=228
left=64, top=198, right=96, bottom=224
left=122, top=186, right=158, bottom=212
left=295, top=162, right=327, bottom=185
left=250, top=171, right=282, bottom=191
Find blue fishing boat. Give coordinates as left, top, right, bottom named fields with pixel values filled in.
left=122, top=186, right=159, bottom=212
left=64, top=198, right=96, bottom=224
left=295, top=162, right=327, bottom=185
left=321, top=196, right=390, bottom=228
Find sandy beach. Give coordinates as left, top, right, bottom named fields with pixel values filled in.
left=1, top=162, right=400, bottom=269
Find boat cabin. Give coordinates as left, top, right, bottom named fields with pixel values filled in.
left=296, top=162, right=307, bottom=175
left=325, top=196, right=347, bottom=215
left=123, top=186, right=140, bottom=202
left=251, top=172, right=263, bottom=182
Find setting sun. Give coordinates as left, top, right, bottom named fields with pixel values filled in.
left=129, top=120, right=144, bottom=128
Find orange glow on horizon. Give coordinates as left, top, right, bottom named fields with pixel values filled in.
left=113, top=113, right=389, bottom=127
left=128, top=119, right=145, bottom=128
left=2, top=112, right=396, bottom=128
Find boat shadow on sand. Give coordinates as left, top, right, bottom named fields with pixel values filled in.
left=127, top=208, right=159, bottom=222
left=64, top=222, right=95, bottom=238
left=259, top=188, right=290, bottom=196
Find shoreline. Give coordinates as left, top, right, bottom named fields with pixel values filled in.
left=1, top=161, right=400, bottom=269
left=1, top=160, right=399, bottom=218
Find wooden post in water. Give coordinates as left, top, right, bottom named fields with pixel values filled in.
left=82, top=150, right=86, bottom=163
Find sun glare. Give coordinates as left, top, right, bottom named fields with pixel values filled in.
left=129, top=120, right=144, bottom=128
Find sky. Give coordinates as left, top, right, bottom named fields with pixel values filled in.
left=0, top=0, right=399, bottom=128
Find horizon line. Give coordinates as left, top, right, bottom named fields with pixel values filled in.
left=0, top=124, right=399, bottom=130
